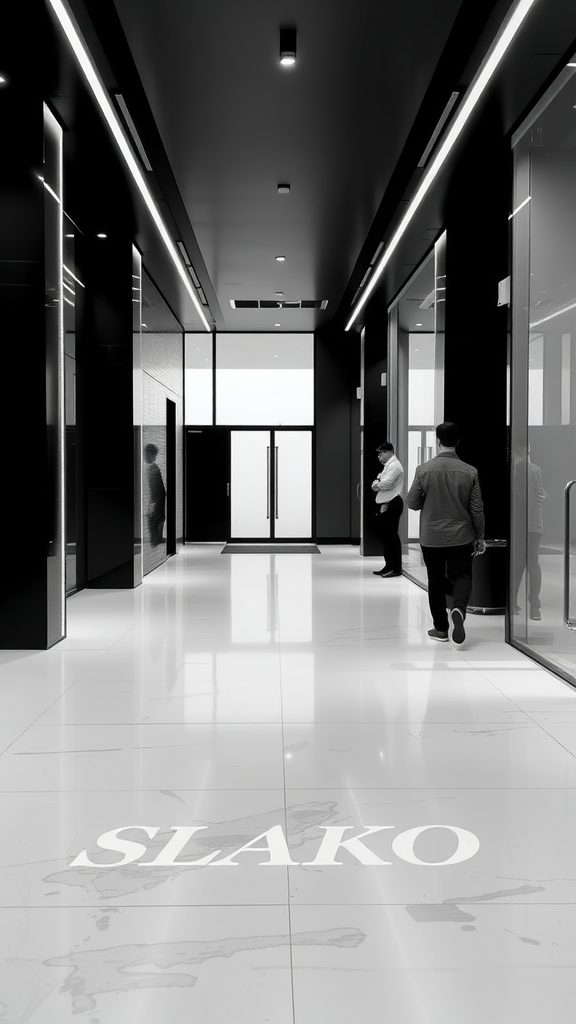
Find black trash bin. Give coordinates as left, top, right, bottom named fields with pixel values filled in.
left=467, top=539, right=507, bottom=614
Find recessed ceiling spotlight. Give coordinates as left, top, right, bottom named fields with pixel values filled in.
left=279, top=26, right=297, bottom=66
left=274, top=323, right=281, bottom=327
left=0, top=74, right=8, bottom=86
left=416, top=322, right=423, bottom=326
left=277, top=183, right=291, bottom=194
left=97, top=232, right=107, bottom=238
left=275, top=291, right=283, bottom=297
left=275, top=255, right=286, bottom=262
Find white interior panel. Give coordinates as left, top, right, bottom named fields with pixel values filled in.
left=231, top=431, right=271, bottom=538
left=275, top=431, right=312, bottom=538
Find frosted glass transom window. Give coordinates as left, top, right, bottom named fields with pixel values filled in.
left=216, top=333, right=314, bottom=425
left=185, top=334, right=213, bottom=424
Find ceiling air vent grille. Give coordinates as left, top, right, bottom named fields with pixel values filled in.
left=230, top=299, right=328, bottom=310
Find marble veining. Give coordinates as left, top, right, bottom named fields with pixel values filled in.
left=2, top=545, right=576, bottom=1022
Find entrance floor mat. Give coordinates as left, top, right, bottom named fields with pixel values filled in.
left=221, top=544, right=320, bottom=554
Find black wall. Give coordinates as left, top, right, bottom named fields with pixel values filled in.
left=0, top=89, right=56, bottom=648
left=443, top=102, right=510, bottom=540
left=361, top=295, right=389, bottom=555
left=80, top=233, right=136, bottom=588
left=314, top=326, right=360, bottom=542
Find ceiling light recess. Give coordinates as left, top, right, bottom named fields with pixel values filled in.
left=277, top=183, right=291, bottom=194
left=46, top=0, right=210, bottom=331
left=114, top=93, right=153, bottom=171
left=275, top=255, right=286, bottom=262
left=345, top=0, right=538, bottom=332
left=279, top=26, right=297, bottom=66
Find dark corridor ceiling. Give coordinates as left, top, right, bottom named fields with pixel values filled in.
left=80, top=0, right=476, bottom=332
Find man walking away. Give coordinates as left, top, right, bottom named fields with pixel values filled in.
left=406, top=422, right=486, bottom=643
left=371, top=442, right=405, bottom=578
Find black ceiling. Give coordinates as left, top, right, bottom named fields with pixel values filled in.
left=76, top=0, right=474, bottom=332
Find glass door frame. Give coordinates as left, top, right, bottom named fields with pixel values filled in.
left=387, top=232, right=446, bottom=585
left=229, top=425, right=315, bottom=543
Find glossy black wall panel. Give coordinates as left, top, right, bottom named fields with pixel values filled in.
left=443, top=103, right=510, bottom=540
left=0, top=88, right=58, bottom=648
left=361, top=298, right=389, bottom=556
left=314, top=327, right=358, bottom=541
left=81, top=236, right=136, bottom=588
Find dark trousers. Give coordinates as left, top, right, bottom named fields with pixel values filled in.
left=421, top=543, right=474, bottom=632
left=515, top=532, right=542, bottom=612
left=376, top=495, right=404, bottom=572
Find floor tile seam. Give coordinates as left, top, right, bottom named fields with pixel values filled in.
left=20, top=719, right=538, bottom=726
left=254, top=900, right=576, bottom=907
left=525, top=725, right=576, bottom=762
left=3, top=786, right=576, bottom=793
left=0, top=681, right=78, bottom=755
left=101, top=602, right=174, bottom=655
left=0, top=903, right=294, bottom=909
left=15, top=678, right=82, bottom=732
left=479, top=684, right=576, bottom=731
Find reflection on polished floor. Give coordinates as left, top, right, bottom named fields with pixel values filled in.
left=2, top=545, right=576, bottom=1022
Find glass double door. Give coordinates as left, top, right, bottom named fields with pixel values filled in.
left=230, top=429, right=312, bottom=540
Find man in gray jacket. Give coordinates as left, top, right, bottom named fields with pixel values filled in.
left=407, top=422, right=486, bottom=644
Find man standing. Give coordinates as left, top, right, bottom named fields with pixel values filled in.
left=144, top=443, right=166, bottom=547
left=371, top=442, right=405, bottom=578
left=406, top=422, right=485, bottom=643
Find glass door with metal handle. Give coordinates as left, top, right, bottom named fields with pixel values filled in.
left=266, top=446, right=271, bottom=520
left=230, top=431, right=271, bottom=538
left=565, top=480, right=576, bottom=630
left=274, top=430, right=312, bottom=538
left=274, top=446, right=279, bottom=520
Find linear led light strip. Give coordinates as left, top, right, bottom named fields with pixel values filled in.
left=345, top=0, right=539, bottom=331
left=47, top=0, right=211, bottom=332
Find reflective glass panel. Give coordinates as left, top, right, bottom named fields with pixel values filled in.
left=511, top=63, right=576, bottom=682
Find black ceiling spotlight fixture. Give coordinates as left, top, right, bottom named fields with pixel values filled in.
left=277, top=183, right=291, bottom=194
left=279, top=26, right=297, bottom=66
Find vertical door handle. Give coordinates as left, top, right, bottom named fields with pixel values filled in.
left=274, top=446, right=279, bottom=519
left=564, top=480, right=576, bottom=629
left=425, top=446, right=433, bottom=462
left=356, top=483, right=361, bottom=500
left=266, top=447, right=271, bottom=519
left=417, top=446, right=423, bottom=465
left=226, top=482, right=230, bottom=497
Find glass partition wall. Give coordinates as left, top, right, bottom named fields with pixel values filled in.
left=388, top=234, right=446, bottom=586
left=510, top=61, right=576, bottom=684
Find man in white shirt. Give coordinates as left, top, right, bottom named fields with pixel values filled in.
left=371, top=442, right=405, bottom=578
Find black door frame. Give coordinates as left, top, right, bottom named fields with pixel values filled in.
left=166, top=399, right=177, bottom=555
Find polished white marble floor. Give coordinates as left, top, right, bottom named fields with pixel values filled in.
left=2, top=544, right=576, bottom=1022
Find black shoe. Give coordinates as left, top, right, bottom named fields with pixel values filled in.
left=381, top=569, right=401, bottom=578
left=428, top=629, right=449, bottom=642
left=373, top=568, right=388, bottom=576
left=450, top=608, right=466, bottom=644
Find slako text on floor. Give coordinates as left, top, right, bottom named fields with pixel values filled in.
left=70, top=824, right=480, bottom=867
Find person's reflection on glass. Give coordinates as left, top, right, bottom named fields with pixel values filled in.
left=144, top=443, right=166, bottom=547
left=514, top=442, right=546, bottom=620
